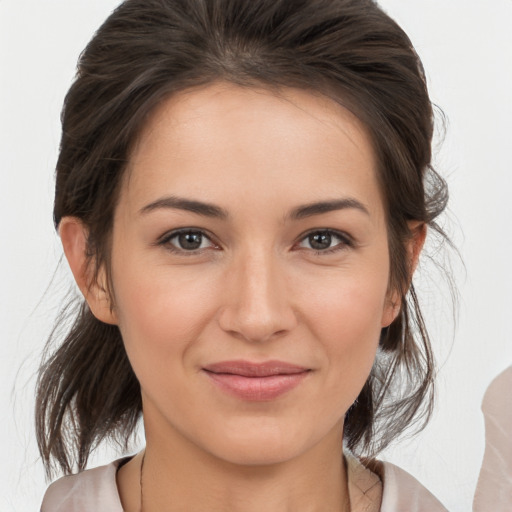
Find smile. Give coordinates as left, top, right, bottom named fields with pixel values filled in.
left=202, top=360, right=311, bottom=401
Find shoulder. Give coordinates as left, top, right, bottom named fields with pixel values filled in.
left=378, top=460, right=448, bottom=512
left=345, top=452, right=448, bottom=512
left=481, top=365, right=512, bottom=417
left=40, top=458, right=128, bottom=512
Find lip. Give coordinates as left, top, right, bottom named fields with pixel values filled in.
left=202, top=360, right=311, bottom=401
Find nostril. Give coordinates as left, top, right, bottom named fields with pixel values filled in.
left=217, top=306, right=297, bottom=343
left=216, top=259, right=299, bottom=341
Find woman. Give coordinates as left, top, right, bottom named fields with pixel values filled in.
left=37, top=0, right=449, bottom=510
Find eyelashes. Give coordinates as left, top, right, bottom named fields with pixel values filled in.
left=156, top=228, right=218, bottom=256
left=156, top=228, right=354, bottom=256
left=297, top=229, right=353, bottom=254
left=160, top=229, right=216, bottom=251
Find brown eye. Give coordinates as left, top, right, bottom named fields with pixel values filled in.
left=177, top=231, right=204, bottom=250
left=309, top=232, right=332, bottom=250
left=297, top=230, right=352, bottom=253
left=160, top=229, right=216, bottom=252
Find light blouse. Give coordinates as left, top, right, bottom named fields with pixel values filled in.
left=41, top=453, right=448, bottom=511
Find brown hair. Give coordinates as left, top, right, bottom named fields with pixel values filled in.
left=36, top=0, right=449, bottom=477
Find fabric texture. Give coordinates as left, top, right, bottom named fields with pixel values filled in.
left=473, top=366, right=512, bottom=512
left=40, top=454, right=447, bottom=512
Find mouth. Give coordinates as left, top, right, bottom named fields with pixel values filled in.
left=202, top=360, right=311, bottom=401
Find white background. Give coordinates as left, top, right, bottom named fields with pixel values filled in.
left=1, top=1, right=511, bottom=510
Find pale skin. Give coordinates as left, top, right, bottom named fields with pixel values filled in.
left=60, top=83, right=425, bottom=512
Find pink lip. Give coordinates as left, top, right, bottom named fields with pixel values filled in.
left=202, top=360, right=310, bottom=401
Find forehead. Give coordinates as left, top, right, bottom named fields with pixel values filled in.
left=123, top=82, right=383, bottom=221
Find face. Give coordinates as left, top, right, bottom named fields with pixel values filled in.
left=104, top=83, right=398, bottom=465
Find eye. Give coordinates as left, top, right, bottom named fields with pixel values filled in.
left=297, top=230, right=352, bottom=253
left=159, top=229, right=217, bottom=253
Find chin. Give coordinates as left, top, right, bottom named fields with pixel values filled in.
left=210, top=440, right=305, bottom=467
left=196, top=418, right=332, bottom=468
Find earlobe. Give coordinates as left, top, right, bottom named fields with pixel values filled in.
left=381, top=222, right=426, bottom=328
left=381, top=293, right=401, bottom=328
left=59, top=217, right=118, bottom=325
left=407, top=221, right=427, bottom=276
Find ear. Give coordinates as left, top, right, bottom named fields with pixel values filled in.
left=381, top=221, right=427, bottom=328
left=59, top=217, right=118, bottom=325
left=407, top=220, right=427, bottom=276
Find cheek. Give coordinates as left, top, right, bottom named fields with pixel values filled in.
left=111, top=255, right=218, bottom=374
left=300, top=268, right=389, bottom=405
left=305, top=264, right=388, bottom=344
left=325, top=285, right=384, bottom=360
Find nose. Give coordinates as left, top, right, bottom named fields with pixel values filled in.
left=217, top=250, right=298, bottom=343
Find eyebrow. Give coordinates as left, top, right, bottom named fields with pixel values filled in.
left=139, top=195, right=369, bottom=220
left=140, top=196, right=229, bottom=219
left=289, top=198, right=370, bottom=220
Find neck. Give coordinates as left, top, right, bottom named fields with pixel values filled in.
left=118, top=424, right=350, bottom=512
left=142, top=439, right=349, bottom=512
